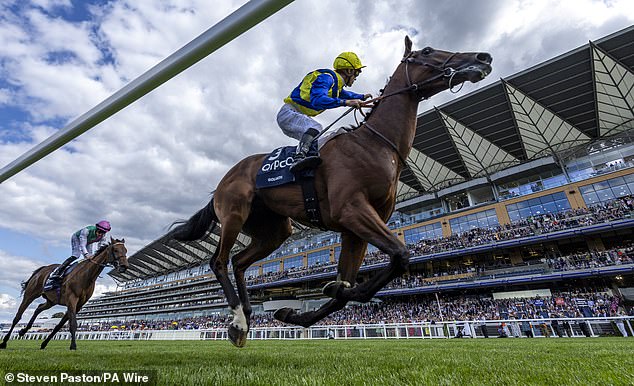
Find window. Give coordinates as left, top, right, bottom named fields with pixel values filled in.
left=245, top=266, right=259, bottom=279
left=307, top=249, right=330, bottom=266
left=580, top=175, right=633, bottom=205
left=505, top=191, right=571, bottom=222
left=262, top=261, right=280, bottom=274
left=449, top=209, right=499, bottom=234
left=283, top=255, right=304, bottom=270
left=403, top=222, right=443, bottom=244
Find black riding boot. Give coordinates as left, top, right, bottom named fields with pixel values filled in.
left=290, top=128, right=322, bottom=173
left=50, top=257, right=76, bottom=282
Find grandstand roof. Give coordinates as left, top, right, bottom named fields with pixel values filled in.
left=110, top=25, right=634, bottom=282
left=397, top=25, right=634, bottom=199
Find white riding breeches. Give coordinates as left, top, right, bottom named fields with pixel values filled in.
left=277, top=103, right=323, bottom=140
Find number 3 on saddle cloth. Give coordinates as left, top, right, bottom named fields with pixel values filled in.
left=255, top=142, right=326, bottom=229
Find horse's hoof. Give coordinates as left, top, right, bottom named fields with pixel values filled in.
left=40, top=344, right=47, bottom=350
left=0, top=341, right=6, bottom=349
left=227, top=324, right=247, bottom=348
left=70, top=347, right=76, bottom=351
left=273, top=307, right=294, bottom=323
left=322, top=281, right=350, bottom=298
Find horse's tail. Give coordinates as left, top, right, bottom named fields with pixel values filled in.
left=169, top=198, right=218, bottom=242
left=20, top=266, right=47, bottom=296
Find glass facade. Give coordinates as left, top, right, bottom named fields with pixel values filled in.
left=245, top=266, right=259, bottom=279
left=449, top=209, right=499, bottom=234
left=579, top=174, right=634, bottom=206
left=403, top=222, right=443, bottom=244
left=307, top=249, right=330, bottom=266
left=262, top=261, right=280, bottom=274
left=505, top=191, right=571, bottom=222
left=283, top=255, right=304, bottom=270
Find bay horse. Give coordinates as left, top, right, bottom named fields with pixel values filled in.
left=171, top=36, right=492, bottom=347
left=0, top=238, right=128, bottom=350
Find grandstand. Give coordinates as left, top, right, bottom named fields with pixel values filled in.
left=76, top=26, right=634, bottom=335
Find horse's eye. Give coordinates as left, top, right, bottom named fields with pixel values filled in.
left=421, top=47, right=433, bottom=55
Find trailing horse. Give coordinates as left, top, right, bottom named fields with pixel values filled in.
left=0, top=238, right=128, bottom=350
left=170, top=37, right=492, bottom=347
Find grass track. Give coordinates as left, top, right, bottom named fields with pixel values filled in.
left=1, top=338, right=633, bottom=385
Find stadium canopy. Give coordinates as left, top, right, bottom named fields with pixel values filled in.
left=397, top=25, right=634, bottom=199
left=111, top=25, right=634, bottom=282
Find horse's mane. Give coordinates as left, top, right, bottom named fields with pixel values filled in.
left=93, top=243, right=110, bottom=256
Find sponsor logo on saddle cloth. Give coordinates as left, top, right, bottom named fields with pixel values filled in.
left=255, top=146, right=297, bottom=188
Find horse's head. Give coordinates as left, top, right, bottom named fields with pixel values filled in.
left=399, top=36, right=492, bottom=100
left=107, top=237, right=129, bottom=273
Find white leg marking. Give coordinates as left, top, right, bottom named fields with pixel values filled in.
left=231, top=304, right=247, bottom=331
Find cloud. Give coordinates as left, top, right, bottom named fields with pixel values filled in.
left=0, top=293, right=17, bottom=312
left=0, top=249, right=43, bottom=290
left=0, top=0, right=633, bottom=266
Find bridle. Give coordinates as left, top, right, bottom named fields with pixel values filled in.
left=359, top=49, right=469, bottom=166
left=86, top=242, right=126, bottom=268
left=402, top=50, right=464, bottom=99
left=361, top=48, right=490, bottom=110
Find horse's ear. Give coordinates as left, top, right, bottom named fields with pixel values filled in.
left=121, top=238, right=125, bottom=243
left=404, top=36, right=412, bottom=57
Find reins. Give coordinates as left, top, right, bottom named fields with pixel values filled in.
left=315, top=49, right=479, bottom=165
left=85, top=242, right=124, bottom=268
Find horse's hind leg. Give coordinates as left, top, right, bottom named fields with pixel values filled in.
left=211, top=194, right=254, bottom=347
left=19, top=300, right=55, bottom=336
left=0, top=292, right=39, bottom=348
left=232, top=214, right=292, bottom=329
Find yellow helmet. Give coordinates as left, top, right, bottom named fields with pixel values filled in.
left=333, top=52, right=365, bottom=70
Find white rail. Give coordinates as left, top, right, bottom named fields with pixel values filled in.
left=8, top=317, right=633, bottom=341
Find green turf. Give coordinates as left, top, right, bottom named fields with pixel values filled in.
left=1, top=338, right=633, bottom=385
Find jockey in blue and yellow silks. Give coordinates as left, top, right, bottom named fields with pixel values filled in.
left=277, top=52, right=372, bottom=172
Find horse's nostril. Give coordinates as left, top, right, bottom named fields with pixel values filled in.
left=476, top=53, right=492, bottom=64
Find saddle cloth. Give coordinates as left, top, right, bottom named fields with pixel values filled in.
left=43, top=262, right=79, bottom=291
left=255, top=140, right=320, bottom=189
left=255, top=128, right=348, bottom=189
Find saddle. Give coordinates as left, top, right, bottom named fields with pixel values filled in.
left=256, top=142, right=326, bottom=229
left=43, top=262, right=79, bottom=291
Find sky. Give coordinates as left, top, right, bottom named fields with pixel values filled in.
left=0, top=0, right=633, bottom=323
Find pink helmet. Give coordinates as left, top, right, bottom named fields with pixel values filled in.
left=96, top=220, right=111, bottom=232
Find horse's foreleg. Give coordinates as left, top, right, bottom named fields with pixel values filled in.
left=322, top=232, right=367, bottom=298
left=19, top=300, right=54, bottom=336
left=274, top=298, right=348, bottom=327
left=67, top=301, right=79, bottom=350
left=333, top=200, right=409, bottom=303
left=275, top=232, right=365, bottom=327
left=41, top=313, right=69, bottom=350
left=0, top=293, right=39, bottom=349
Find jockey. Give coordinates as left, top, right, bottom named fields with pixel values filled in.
left=49, top=220, right=111, bottom=283
left=278, top=51, right=372, bottom=172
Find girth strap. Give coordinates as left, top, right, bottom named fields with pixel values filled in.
left=298, top=170, right=327, bottom=230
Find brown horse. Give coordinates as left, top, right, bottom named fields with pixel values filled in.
left=170, top=36, right=492, bottom=347
left=0, top=238, right=128, bottom=350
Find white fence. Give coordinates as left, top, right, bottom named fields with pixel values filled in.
left=8, top=317, right=633, bottom=342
